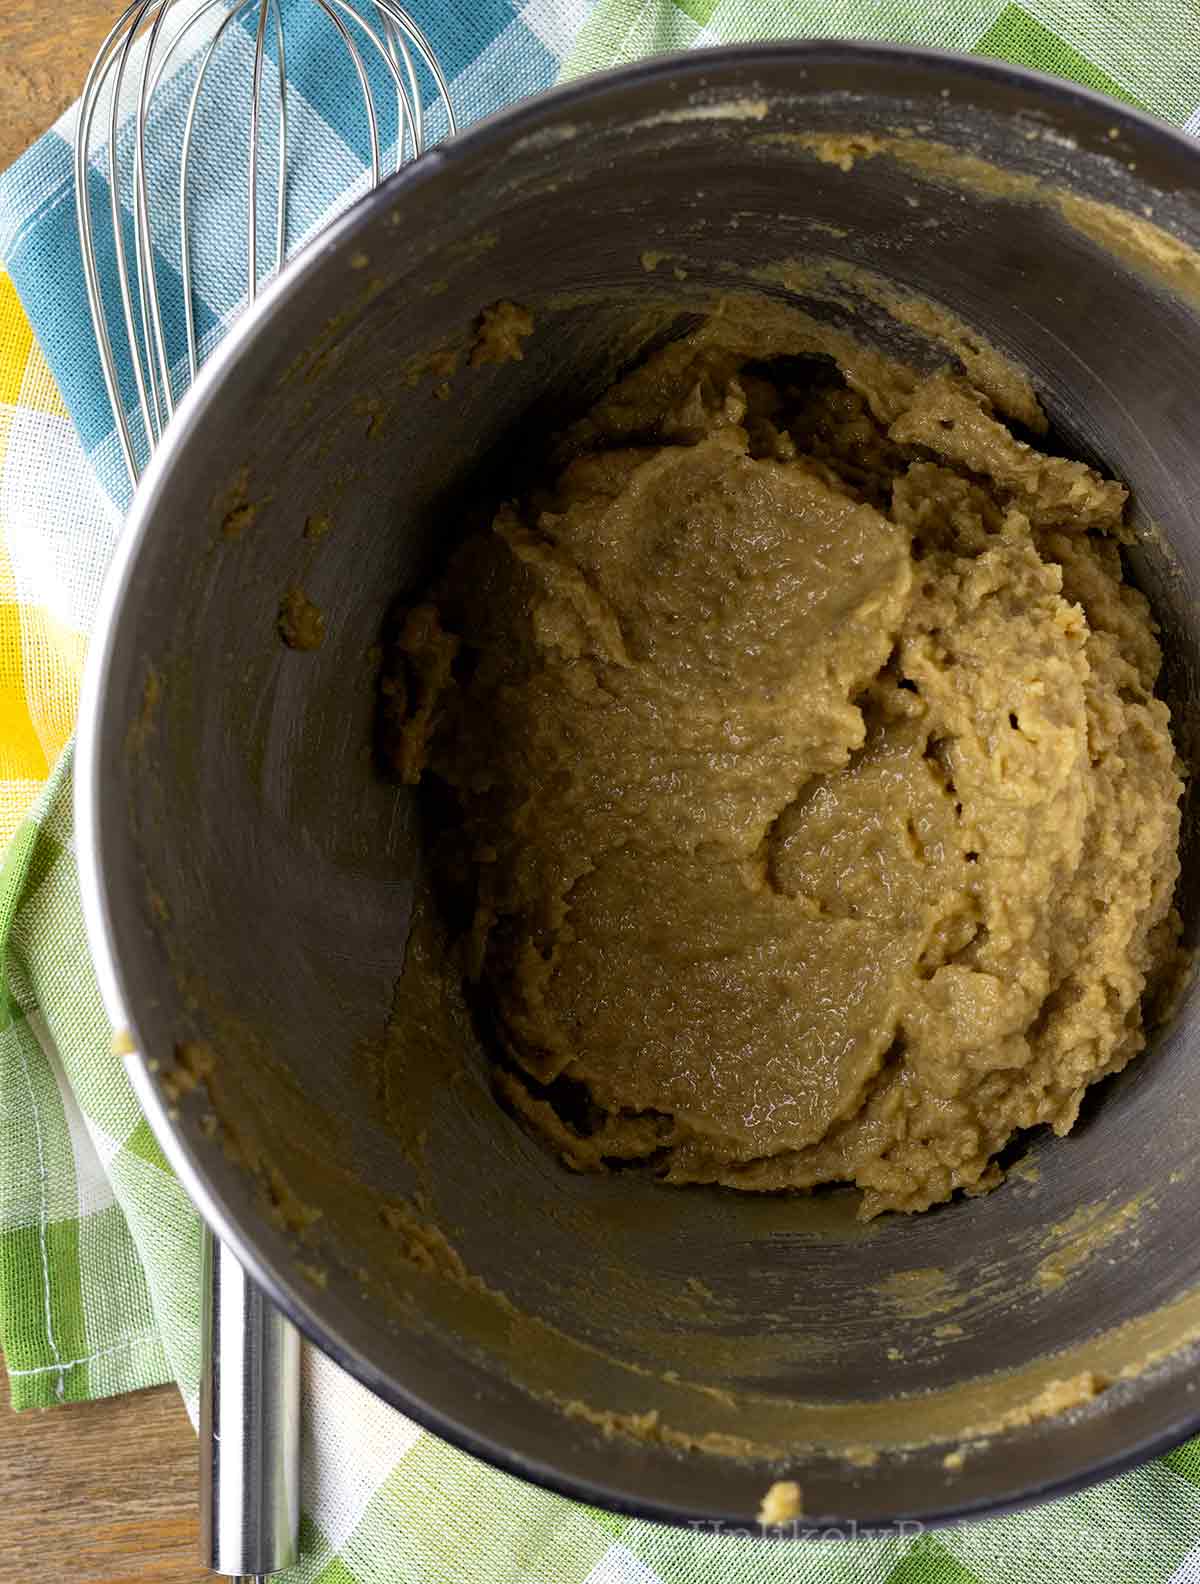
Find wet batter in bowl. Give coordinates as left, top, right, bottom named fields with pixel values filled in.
left=381, top=305, right=1183, bottom=1219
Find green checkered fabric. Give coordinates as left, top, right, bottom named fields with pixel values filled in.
left=562, top=0, right=1200, bottom=124
left=4, top=3, right=1200, bottom=1580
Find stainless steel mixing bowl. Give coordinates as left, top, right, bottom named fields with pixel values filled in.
left=77, top=43, right=1200, bottom=1531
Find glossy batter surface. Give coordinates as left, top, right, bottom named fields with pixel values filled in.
left=383, top=314, right=1182, bottom=1218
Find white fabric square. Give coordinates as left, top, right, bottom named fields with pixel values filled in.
left=520, top=0, right=596, bottom=58
left=33, top=1009, right=116, bottom=1219
left=585, top=1542, right=666, bottom=1584
left=302, top=1344, right=423, bottom=1550
left=0, top=406, right=117, bottom=636
left=1170, top=1538, right=1200, bottom=1583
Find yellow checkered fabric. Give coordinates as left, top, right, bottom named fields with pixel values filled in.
left=0, top=270, right=86, bottom=850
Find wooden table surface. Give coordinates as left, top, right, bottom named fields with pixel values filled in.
left=1, top=6, right=205, bottom=1581
left=0, top=1367, right=203, bottom=1583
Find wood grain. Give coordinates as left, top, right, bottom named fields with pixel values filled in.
left=0, top=0, right=125, bottom=169
left=0, top=9, right=207, bottom=1579
left=0, top=1370, right=203, bottom=1583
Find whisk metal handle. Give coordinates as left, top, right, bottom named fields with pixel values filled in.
left=200, top=1226, right=301, bottom=1579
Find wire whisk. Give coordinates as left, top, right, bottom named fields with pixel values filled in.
left=75, top=0, right=456, bottom=491
left=74, top=8, right=457, bottom=1577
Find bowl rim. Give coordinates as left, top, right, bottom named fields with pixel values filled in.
left=75, top=36, right=1200, bottom=1535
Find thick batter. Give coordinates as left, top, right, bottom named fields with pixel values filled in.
left=381, top=310, right=1183, bottom=1219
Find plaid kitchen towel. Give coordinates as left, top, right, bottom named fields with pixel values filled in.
left=4, top=2, right=1200, bottom=1580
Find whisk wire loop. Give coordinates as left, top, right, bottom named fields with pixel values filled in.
left=75, top=0, right=456, bottom=490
